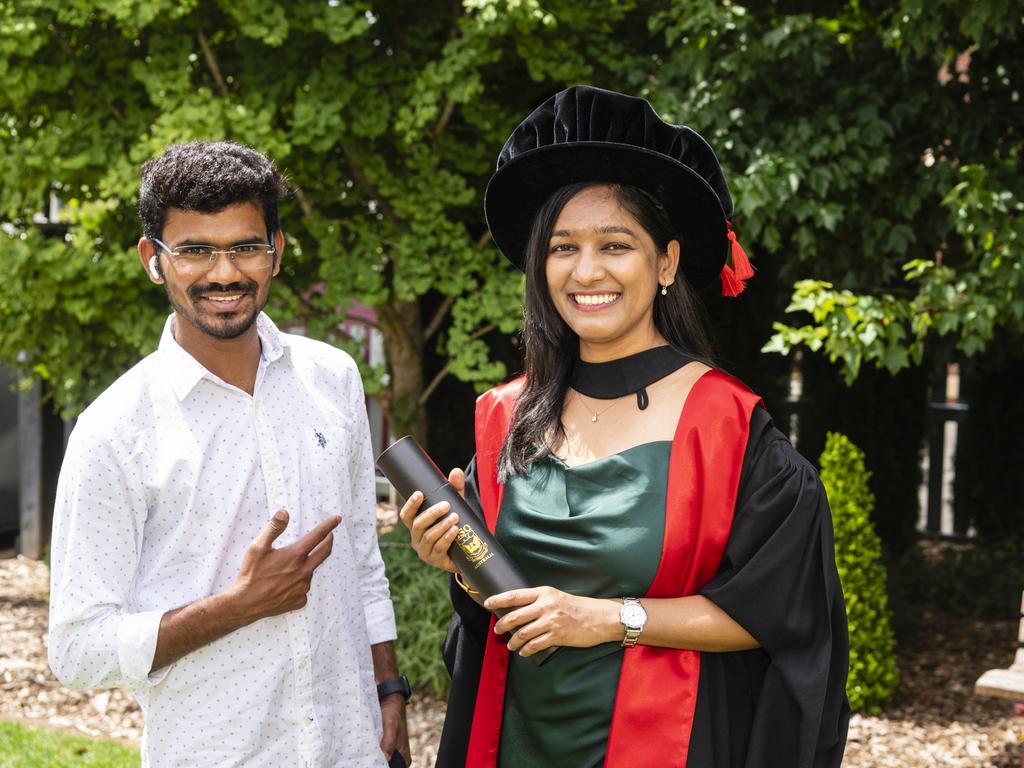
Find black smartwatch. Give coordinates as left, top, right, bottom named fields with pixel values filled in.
left=377, top=675, right=412, bottom=702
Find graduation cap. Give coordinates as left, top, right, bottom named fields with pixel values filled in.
left=484, top=85, right=753, bottom=296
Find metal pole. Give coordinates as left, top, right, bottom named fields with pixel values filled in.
left=17, top=382, right=44, bottom=559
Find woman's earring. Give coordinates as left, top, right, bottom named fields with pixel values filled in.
left=660, top=283, right=668, bottom=296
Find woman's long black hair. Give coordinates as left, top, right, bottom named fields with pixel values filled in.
left=497, top=182, right=718, bottom=482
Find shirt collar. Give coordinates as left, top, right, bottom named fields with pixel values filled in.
left=158, top=312, right=289, bottom=401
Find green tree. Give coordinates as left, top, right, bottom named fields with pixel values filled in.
left=757, top=1, right=1024, bottom=381
left=0, top=0, right=656, bottom=439
left=1, top=0, right=1021, bottom=437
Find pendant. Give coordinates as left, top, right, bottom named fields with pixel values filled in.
left=591, top=414, right=598, bottom=423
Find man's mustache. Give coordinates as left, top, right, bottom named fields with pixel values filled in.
left=187, top=281, right=258, bottom=300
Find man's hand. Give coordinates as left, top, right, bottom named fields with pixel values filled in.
left=379, top=694, right=410, bottom=767
left=227, top=510, right=342, bottom=624
left=372, top=642, right=410, bottom=766
left=150, top=510, right=341, bottom=673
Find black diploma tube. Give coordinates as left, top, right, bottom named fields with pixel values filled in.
left=376, top=436, right=557, bottom=666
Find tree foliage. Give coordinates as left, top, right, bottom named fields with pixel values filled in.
left=0, top=0, right=1021, bottom=432
left=760, top=1, right=1024, bottom=380
left=0, top=0, right=654, bottom=436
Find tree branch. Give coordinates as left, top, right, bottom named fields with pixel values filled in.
left=428, top=10, right=461, bottom=144
left=344, top=313, right=380, bottom=331
left=432, top=99, right=457, bottom=139
left=415, top=322, right=496, bottom=407
left=423, top=295, right=455, bottom=342
left=339, top=142, right=401, bottom=226
left=197, top=30, right=230, bottom=98
left=417, top=364, right=449, bottom=406
left=47, top=23, right=73, bottom=56
left=469, top=323, right=496, bottom=342
left=291, top=185, right=316, bottom=220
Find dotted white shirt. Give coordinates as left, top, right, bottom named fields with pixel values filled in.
left=48, top=313, right=396, bottom=768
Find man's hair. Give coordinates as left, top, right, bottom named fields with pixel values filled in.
left=138, top=140, right=289, bottom=240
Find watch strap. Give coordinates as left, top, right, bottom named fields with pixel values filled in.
left=376, top=675, right=412, bottom=702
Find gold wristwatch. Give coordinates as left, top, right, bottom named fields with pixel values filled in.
left=619, top=597, right=647, bottom=647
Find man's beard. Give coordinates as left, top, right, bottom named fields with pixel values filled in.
left=166, top=279, right=267, bottom=340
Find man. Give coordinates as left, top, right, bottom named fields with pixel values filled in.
left=48, top=140, right=411, bottom=768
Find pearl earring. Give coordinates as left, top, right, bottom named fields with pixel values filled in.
left=660, top=284, right=668, bottom=296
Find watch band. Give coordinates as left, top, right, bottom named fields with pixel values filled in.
left=622, top=626, right=642, bottom=647
left=376, top=675, right=412, bottom=702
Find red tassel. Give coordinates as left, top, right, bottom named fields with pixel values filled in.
left=720, top=264, right=746, bottom=297
left=726, top=221, right=754, bottom=280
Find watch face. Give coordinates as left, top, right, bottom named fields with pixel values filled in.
left=621, top=603, right=646, bottom=628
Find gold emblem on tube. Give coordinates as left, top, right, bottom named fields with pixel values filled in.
left=456, top=524, right=493, bottom=569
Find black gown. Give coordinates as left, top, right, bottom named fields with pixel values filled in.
left=436, top=407, right=850, bottom=767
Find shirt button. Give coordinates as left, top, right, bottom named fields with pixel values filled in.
left=306, top=712, right=315, bottom=724
left=298, top=658, right=309, bottom=670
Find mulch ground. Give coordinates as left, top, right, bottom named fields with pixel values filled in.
left=843, top=610, right=1022, bottom=767
left=2, top=554, right=1021, bottom=767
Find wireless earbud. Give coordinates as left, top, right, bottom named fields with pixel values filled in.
left=149, top=256, right=161, bottom=280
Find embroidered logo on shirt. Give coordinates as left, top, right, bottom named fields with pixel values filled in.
left=314, top=430, right=327, bottom=449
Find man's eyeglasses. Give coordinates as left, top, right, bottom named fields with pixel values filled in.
left=151, top=238, right=276, bottom=274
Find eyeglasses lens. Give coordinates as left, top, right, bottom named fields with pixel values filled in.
left=172, top=245, right=274, bottom=273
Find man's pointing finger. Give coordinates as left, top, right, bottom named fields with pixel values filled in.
left=295, top=515, right=342, bottom=554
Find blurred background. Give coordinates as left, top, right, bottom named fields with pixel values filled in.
left=0, top=1, right=1022, bottom=765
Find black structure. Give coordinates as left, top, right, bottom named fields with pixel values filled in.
left=0, top=364, right=19, bottom=552
left=0, top=194, right=72, bottom=559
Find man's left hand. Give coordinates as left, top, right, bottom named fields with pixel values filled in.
left=379, top=694, right=410, bottom=767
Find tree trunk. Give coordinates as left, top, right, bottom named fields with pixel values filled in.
left=376, top=298, right=428, bottom=448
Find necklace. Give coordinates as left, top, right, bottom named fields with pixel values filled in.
left=576, top=390, right=621, bottom=422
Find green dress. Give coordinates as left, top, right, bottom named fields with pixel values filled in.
left=494, top=442, right=671, bottom=768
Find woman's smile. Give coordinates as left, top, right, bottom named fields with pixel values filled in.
left=569, top=291, right=622, bottom=310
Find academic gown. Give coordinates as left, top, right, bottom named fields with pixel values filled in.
left=435, top=381, right=850, bottom=768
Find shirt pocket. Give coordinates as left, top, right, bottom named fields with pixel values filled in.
left=300, top=421, right=351, bottom=519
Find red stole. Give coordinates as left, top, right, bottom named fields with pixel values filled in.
left=465, top=369, right=761, bottom=768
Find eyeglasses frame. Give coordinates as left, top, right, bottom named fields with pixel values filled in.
left=149, top=235, right=277, bottom=272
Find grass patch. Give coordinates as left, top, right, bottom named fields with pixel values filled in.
left=0, top=720, right=139, bottom=767
left=378, top=526, right=453, bottom=698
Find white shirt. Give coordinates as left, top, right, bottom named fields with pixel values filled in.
left=48, top=313, right=396, bottom=768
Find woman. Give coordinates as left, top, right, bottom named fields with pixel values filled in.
left=400, top=86, right=849, bottom=768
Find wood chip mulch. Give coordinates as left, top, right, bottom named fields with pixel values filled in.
left=2, top=555, right=1021, bottom=766
left=843, top=610, right=1023, bottom=767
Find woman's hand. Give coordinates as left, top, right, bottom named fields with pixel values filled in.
left=397, top=467, right=466, bottom=573
left=486, top=587, right=621, bottom=656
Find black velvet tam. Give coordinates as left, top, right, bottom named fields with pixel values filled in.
left=484, top=86, right=734, bottom=289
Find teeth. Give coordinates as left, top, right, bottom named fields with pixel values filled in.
left=573, top=293, right=619, bottom=306
left=208, top=295, right=242, bottom=302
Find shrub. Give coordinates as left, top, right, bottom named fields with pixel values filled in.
left=889, top=536, right=1024, bottom=621
left=378, top=526, right=452, bottom=698
left=819, top=432, right=899, bottom=713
